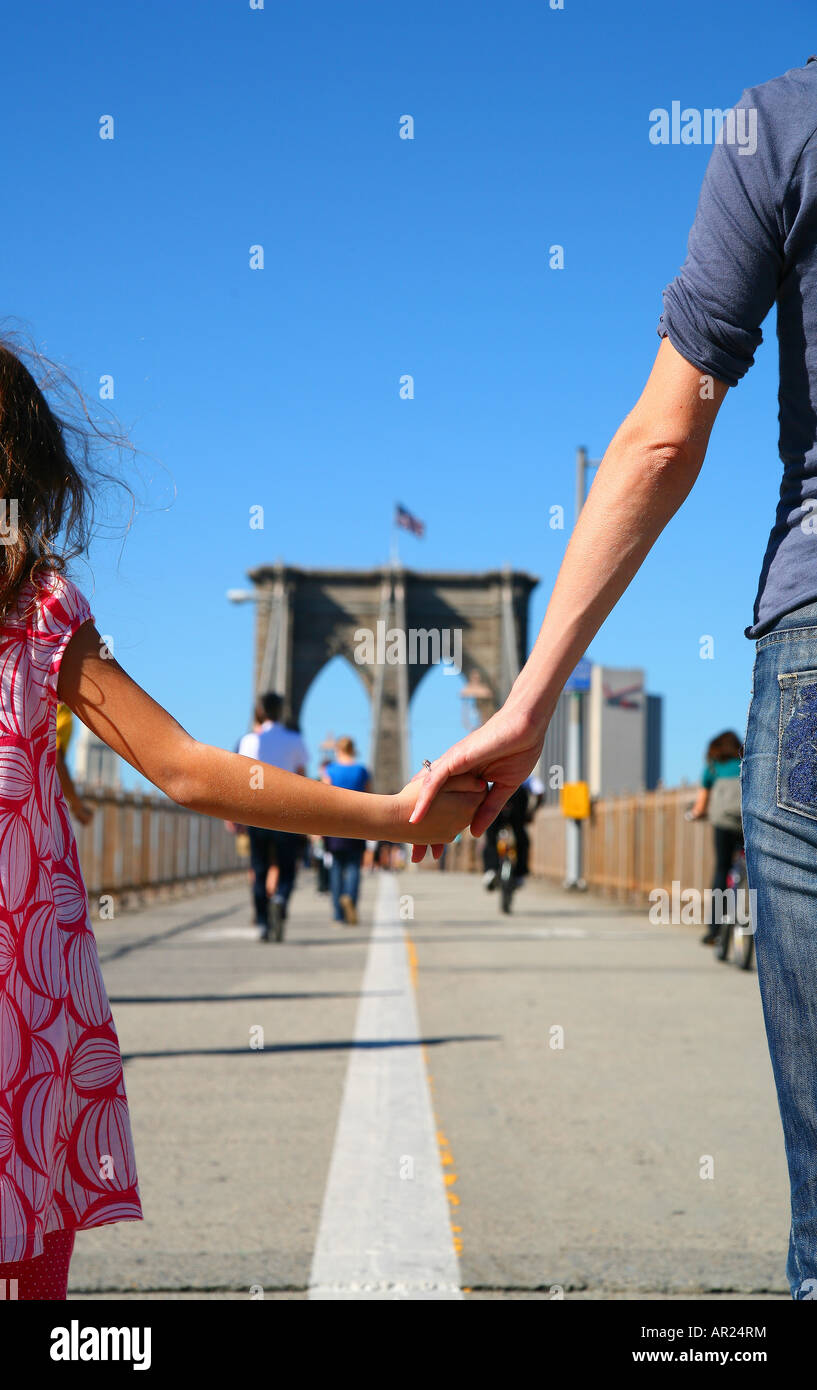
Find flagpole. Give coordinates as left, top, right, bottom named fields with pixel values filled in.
left=390, top=509, right=399, bottom=568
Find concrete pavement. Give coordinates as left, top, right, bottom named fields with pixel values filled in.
left=68, top=867, right=791, bottom=1300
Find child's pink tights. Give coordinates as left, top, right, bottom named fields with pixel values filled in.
left=0, top=1229, right=75, bottom=1300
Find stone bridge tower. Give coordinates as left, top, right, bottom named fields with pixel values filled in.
left=247, top=563, right=538, bottom=793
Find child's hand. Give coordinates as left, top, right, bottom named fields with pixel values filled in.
left=392, top=772, right=487, bottom=852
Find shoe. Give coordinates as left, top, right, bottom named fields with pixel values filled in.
left=339, top=894, right=358, bottom=925
left=482, top=870, right=497, bottom=891
left=700, top=932, right=718, bottom=946
left=267, top=898, right=285, bottom=942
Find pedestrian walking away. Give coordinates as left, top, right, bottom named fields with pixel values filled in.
left=321, top=736, right=371, bottom=925
left=234, top=692, right=310, bottom=941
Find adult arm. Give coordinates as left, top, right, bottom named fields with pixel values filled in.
left=410, top=337, right=728, bottom=841
left=411, top=81, right=786, bottom=848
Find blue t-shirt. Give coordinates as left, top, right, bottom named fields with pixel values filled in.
left=656, top=58, right=817, bottom=638
left=324, top=761, right=370, bottom=852
left=325, top=761, right=369, bottom=793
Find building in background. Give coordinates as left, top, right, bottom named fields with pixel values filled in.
left=538, top=663, right=662, bottom=804
left=74, top=725, right=122, bottom=790
left=645, top=693, right=663, bottom=792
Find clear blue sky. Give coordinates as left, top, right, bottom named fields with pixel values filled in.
left=5, top=0, right=815, bottom=788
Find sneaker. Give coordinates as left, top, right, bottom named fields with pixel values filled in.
left=267, top=898, right=285, bottom=942
left=482, top=870, right=497, bottom=891
left=339, top=893, right=358, bottom=925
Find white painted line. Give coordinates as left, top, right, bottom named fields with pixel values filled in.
left=308, top=873, right=463, bottom=1301
left=187, top=926, right=261, bottom=941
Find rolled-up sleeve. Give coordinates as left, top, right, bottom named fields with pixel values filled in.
left=657, top=92, right=784, bottom=387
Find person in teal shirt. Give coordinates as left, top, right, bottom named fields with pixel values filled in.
left=690, top=730, right=743, bottom=945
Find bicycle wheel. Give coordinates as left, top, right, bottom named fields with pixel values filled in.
left=730, top=856, right=752, bottom=969
left=499, top=860, right=514, bottom=914
left=715, top=919, right=732, bottom=961
left=733, top=924, right=755, bottom=971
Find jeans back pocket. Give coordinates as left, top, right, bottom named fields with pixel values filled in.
left=778, top=670, right=817, bottom=820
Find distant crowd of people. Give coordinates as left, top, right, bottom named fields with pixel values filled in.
left=225, top=691, right=400, bottom=939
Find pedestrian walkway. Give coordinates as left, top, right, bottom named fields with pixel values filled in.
left=70, top=870, right=790, bottom=1299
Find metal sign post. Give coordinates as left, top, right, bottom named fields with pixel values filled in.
left=564, top=657, right=591, bottom=889
left=563, top=444, right=599, bottom=890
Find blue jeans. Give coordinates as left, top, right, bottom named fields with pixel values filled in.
left=329, top=849, right=362, bottom=922
left=743, top=598, right=817, bottom=1298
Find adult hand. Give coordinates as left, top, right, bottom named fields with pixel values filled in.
left=393, top=771, right=488, bottom=853
left=408, top=701, right=548, bottom=861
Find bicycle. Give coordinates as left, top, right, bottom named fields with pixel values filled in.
left=496, top=824, right=519, bottom=914
left=714, top=848, right=754, bottom=970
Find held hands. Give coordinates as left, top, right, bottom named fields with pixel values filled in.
left=393, top=771, right=488, bottom=853
left=406, top=701, right=547, bottom=862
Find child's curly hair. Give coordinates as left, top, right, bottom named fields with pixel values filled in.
left=0, top=330, right=135, bottom=614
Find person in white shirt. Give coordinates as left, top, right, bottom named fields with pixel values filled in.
left=235, top=691, right=309, bottom=940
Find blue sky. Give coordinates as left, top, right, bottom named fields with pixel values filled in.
left=4, top=0, right=815, bottom=789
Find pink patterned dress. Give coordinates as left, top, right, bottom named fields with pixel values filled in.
left=0, top=571, right=142, bottom=1262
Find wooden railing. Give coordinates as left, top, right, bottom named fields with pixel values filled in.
left=74, top=782, right=714, bottom=913
left=73, top=785, right=245, bottom=906
left=437, top=786, right=715, bottom=907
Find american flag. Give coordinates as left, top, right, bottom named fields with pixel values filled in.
left=395, top=504, right=425, bottom=538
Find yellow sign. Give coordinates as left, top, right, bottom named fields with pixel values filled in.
left=560, top=781, right=591, bottom=820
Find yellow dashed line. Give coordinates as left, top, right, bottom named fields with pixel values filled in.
left=406, top=936, right=419, bottom=988
left=406, top=934, right=464, bottom=1261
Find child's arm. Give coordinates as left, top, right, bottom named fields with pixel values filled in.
left=57, top=621, right=484, bottom=843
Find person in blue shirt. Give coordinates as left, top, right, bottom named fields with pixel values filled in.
left=321, top=737, right=371, bottom=925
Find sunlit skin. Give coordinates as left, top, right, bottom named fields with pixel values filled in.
left=57, top=620, right=487, bottom=844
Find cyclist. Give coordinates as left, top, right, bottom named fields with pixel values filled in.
left=482, top=774, right=544, bottom=890
left=688, top=730, right=744, bottom=946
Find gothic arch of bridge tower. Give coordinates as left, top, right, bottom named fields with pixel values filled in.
left=247, top=563, right=539, bottom=794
